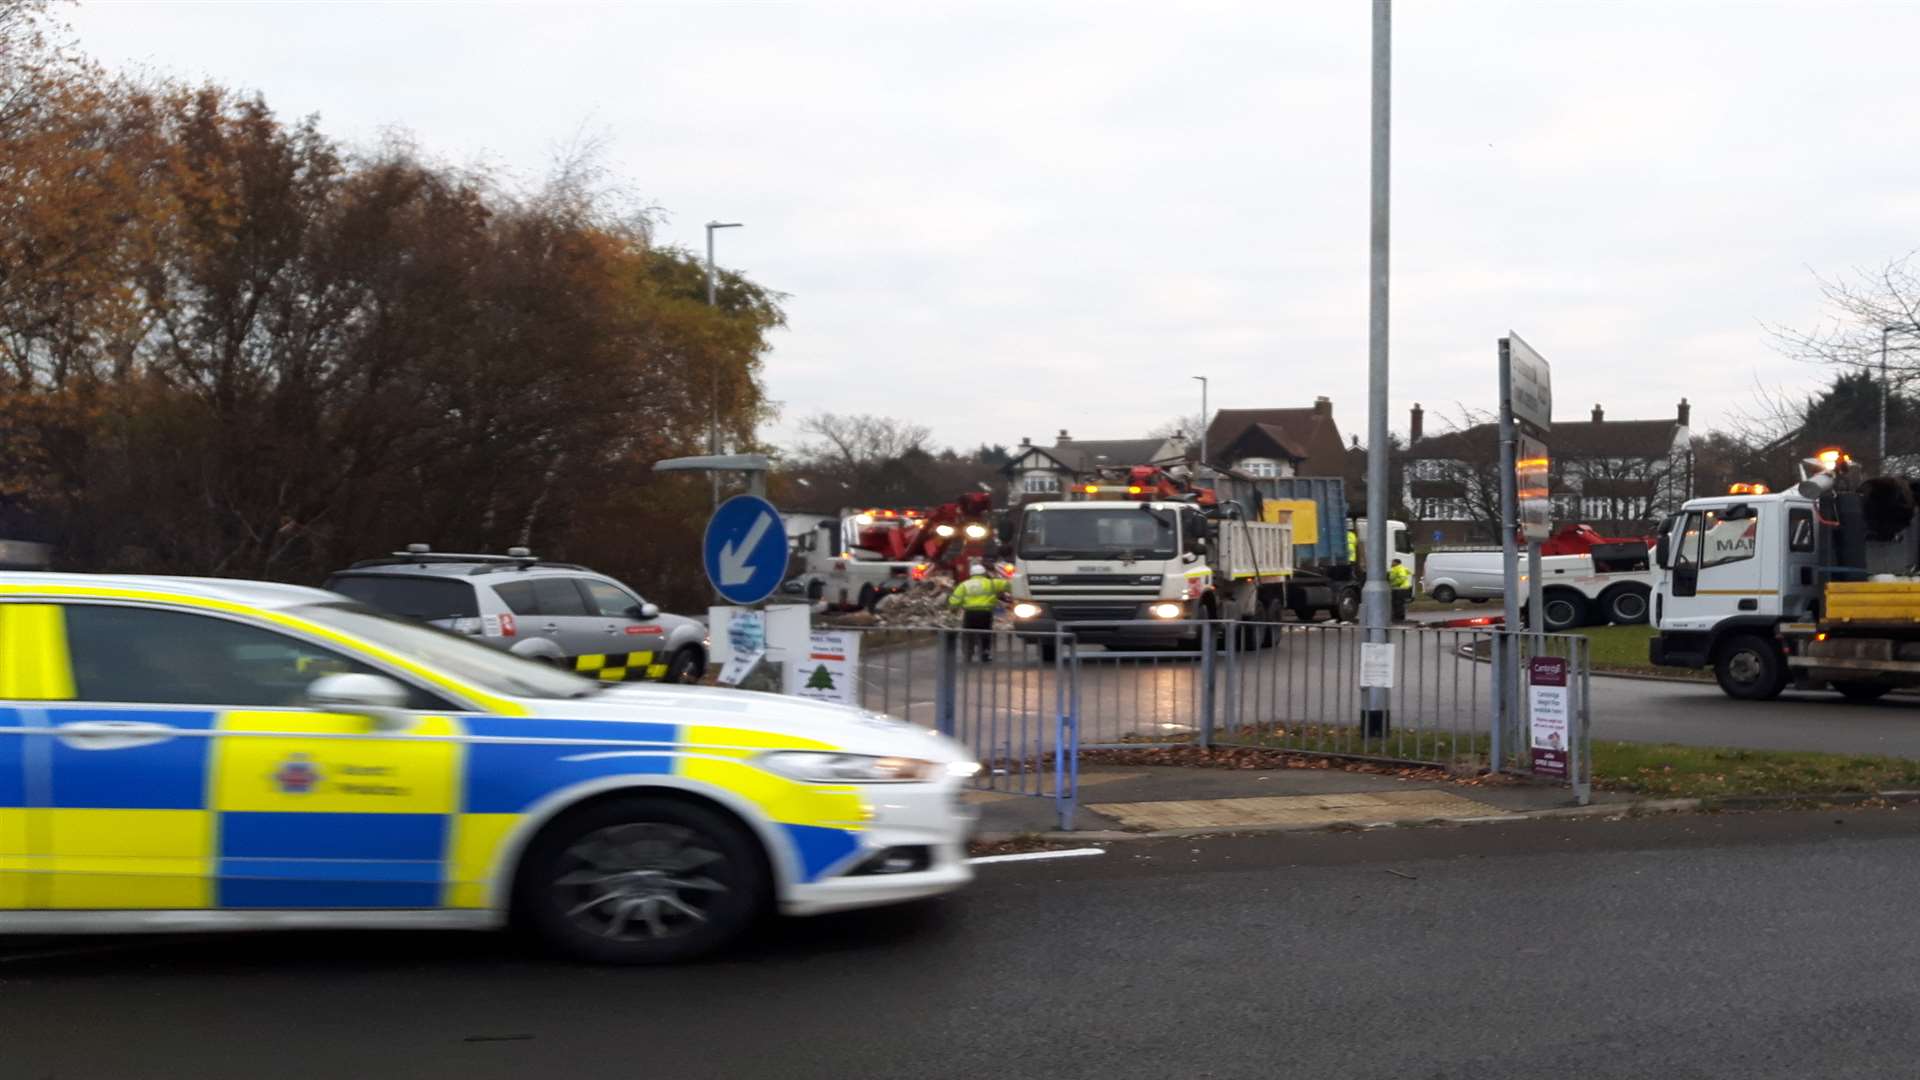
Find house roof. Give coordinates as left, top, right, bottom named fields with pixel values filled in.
left=1046, top=438, right=1175, bottom=473
left=1207, top=407, right=1340, bottom=473
left=1219, top=422, right=1309, bottom=463
left=1404, top=419, right=1681, bottom=462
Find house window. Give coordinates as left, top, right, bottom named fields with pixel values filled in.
left=1022, top=472, right=1060, bottom=495
left=1237, top=457, right=1285, bottom=478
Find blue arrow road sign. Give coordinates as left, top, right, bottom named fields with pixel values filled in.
left=703, top=494, right=787, bottom=605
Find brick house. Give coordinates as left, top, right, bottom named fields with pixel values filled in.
left=1002, top=431, right=1188, bottom=504
left=1401, top=399, right=1694, bottom=547
left=1203, top=397, right=1349, bottom=478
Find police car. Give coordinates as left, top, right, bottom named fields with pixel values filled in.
left=0, top=574, right=977, bottom=963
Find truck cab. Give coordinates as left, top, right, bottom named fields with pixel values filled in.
left=1007, top=500, right=1210, bottom=652
left=1649, top=475, right=1893, bottom=700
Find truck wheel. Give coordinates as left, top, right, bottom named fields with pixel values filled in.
left=1541, top=589, right=1589, bottom=632
left=806, top=579, right=825, bottom=601
left=1430, top=584, right=1457, bottom=604
left=1599, top=584, right=1651, bottom=625
left=1039, top=638, right=1058, bottom=663
left=1261, top=598, right=1285, bottom=645
left=1714, top=634, right=1787, bottom=701
left=858, top=584, right=878, bottom=612
left=1834, top=681, right=1892, bottom=703
left=1333, top=588, right=1361, bottom=624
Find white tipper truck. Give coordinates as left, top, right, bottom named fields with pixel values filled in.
left=1006, top=495, right=1295, bottom=659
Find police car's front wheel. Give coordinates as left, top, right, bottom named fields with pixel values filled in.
left=518, top=796, right=768, bottom=964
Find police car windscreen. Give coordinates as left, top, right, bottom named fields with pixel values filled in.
left=1019, top=507, right=1176, bottom=560
left=325, top=575, right=479, bottom=621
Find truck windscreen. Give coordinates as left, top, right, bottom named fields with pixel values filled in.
left=1019, top=507, right=1177, bottom=560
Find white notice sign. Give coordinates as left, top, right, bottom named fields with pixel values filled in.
left=1360, top=642, right=1396, bottom=689
left=717, top=609, right=767, bottom=685
left=791, top=630, right=860, bottom=706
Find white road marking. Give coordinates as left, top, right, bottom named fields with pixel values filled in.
left=967, top=847, right=1108, bottom=865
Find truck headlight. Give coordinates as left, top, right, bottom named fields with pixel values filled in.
left=1012, top=601, right=1043, bottom=620
left=1149, top=602, right=1184, bottom=619
left=759, top=752, right=943, bottom=783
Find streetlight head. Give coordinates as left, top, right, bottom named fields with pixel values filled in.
left=707, top=221, right=744, bottom=230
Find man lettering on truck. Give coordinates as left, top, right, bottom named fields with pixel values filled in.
left=1388, top=558, right=1413, bottom=622
left=948, top=561, right=1009, bottom=661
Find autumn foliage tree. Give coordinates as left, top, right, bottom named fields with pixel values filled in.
left=0, top=2, right=782, bottom=609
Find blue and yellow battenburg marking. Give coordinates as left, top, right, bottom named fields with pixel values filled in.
left=0, top=598, right=869, bottom=912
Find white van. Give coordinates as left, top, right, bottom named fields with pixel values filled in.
left=1419, top=551, right=1506, bottom=603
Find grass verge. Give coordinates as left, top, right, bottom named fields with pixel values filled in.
left=1576, top=624, right=1709, bottom=680
left=1092, top=729, right=1920, bottom=804
left=1591, top=740, right=1920, bottom=800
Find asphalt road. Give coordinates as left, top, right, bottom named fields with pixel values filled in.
left=9, top=811, right=1920, bottom=1079
left=851, top=630, right=1920, bottom=761
left=1591, top=674, right=1920, bottom=757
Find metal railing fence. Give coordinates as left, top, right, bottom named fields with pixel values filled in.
left=828, top=618, right=1593, bottom=830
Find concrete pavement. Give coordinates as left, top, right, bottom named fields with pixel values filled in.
left=969, top=761, right=1628, bottom=838
left=10, top=811, right=1920, bottom=1079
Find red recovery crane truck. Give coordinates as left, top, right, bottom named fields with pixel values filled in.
left=784, top=493, right=1003, bottom=611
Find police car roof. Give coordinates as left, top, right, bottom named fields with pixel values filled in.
left=0, top=572, right=340, bottom=610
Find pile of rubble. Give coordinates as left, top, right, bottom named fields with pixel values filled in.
left=869, top=581, right=962, bottom=627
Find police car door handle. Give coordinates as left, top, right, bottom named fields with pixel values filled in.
left=541, top=622, right=561, bottom=632
left=56, top=720, right=178, bottom=750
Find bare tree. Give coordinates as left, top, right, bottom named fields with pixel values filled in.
left=794, top=413, right=932, bottom=472
left=1768, top=254, right=1920, bottom=377
left=1149, top=411, right=1207, bottom=444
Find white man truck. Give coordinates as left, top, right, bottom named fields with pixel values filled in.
left=1006, top=475, right=1407, bottom=657
left=1648, top=458, right=1920, bottom=701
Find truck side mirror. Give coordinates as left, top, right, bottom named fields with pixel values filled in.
left=1655, top=533, right=1670, bottom=569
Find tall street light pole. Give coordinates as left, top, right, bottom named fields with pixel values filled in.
left=1192, top=375, right=1209, bottom=470
left=705, top=220, right=743, bottom=509
left=1361, top=0, right=1392, bottom=736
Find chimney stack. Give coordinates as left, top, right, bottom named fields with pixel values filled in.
left=1591, top=404, right=1604, bottom=423
left=1020, top=435, right=1031, bottom=447
left=1677, top=397, right=1691, bottom=427
left=1409, top=402, right=1424, bottom=443
left=1314, top=396, right=1333, bottom=417
left=1057, top=429, right=1071, bottom=443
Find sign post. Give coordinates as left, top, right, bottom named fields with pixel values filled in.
left=1497, top=333, right=1551, bottom=770
left=701, top=492, right=791, bottom=687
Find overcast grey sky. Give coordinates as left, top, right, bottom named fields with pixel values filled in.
left=71, top=1, right=1920, bottom=453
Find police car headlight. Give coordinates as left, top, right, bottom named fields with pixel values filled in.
left=759, top=751, right=944, bottom=783
left=1011, top=602, right=1043, bottom=620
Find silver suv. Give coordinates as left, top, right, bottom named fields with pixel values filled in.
left=324, top=546, right=708, bottom=684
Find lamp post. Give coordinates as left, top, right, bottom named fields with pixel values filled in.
left=1191, top=375, right=1209, bottom=470
left=1361, top=0, right=1392, bottom=737
left=705, top=221, right=743, bottom=508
